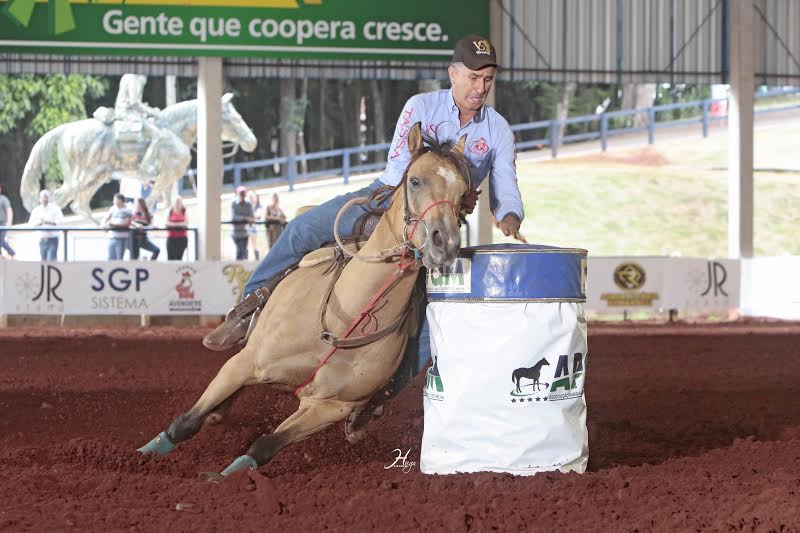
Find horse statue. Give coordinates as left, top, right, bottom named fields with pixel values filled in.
left=20, top=79, right=256, bottom=224
left=138, top=123, right=470, bottom=480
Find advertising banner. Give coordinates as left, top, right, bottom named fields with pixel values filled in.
left=661, top=258, right=740, bottom=311
left=0, top=0, right=487, bottom=59
left=586, top=257, right=665, bottom=312
left=0, top=260, right=256, bottom=315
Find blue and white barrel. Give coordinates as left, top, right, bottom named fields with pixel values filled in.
left=421, top=244, right=589, bottom=475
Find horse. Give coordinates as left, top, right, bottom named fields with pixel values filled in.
left=137, top=122, right=471, bottom=480
left=19, top=93, right=256, bottom=224
left=512, top=357, right=550, bottom=393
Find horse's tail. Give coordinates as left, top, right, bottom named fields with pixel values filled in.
left=20, top=126, right=64, bottom=212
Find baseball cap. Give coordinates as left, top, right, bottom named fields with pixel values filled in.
left=451, top=34, right=498, bottom=71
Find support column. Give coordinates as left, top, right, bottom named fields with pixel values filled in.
left=197, top=57, right=223, bottom=261
left=727, top=1, right=754, bottom=258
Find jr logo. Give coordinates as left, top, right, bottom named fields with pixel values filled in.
left=32, top=264, right=63, bottom=303
left=701, top=261, right=728, bottom=297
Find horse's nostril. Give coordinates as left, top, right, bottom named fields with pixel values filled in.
left=432, top=230, right=444, bottom=248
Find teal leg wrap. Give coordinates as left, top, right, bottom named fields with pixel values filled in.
left=220, top=455, right=259, bottom=477
left=137, top=431, right=176, bottom=455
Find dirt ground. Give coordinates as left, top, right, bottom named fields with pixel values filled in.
left=1, top=321, right=799, bottom=532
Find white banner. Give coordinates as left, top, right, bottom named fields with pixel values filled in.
left=741, top=257, right=800, bottom=319
left=586, top=257, right=665, bottom=312
left=661, top=258, right=740, bottom=311
left=0, top=261, right=256, bottom=315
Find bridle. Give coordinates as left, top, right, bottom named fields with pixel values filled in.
left=333, top=146, right=470, bottom=263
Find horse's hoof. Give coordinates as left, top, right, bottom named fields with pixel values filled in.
left=344, top=405, right=384, bottom=444
left=220, top=455, right=259, bottom=477
left=137, top=431, right=175, bottom=455
left=198, top=472, right=226, bottom=483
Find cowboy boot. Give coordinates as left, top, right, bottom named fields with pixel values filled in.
left=202, top=287, right=270, bottom=351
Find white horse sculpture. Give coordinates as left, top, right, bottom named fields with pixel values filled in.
left=20, top=93, right=257, bottom=223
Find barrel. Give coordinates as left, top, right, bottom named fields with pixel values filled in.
left=421, top=244, right=589, bottom=475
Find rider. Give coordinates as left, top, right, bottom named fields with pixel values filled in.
left=203, top=34, right=525, bottom=368
left=94, top=74, right=165, bottom=179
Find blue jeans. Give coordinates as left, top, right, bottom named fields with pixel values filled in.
left=244, top=179, right=388, bottom=295
left=0, top=230, right=15, bottom=257
left=108, top=237, right=127, bottom=260
left=39, top=237, right=58, bottom=261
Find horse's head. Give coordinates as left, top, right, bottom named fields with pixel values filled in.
left=221, top=93, right=257, bottom=153
left=395, top=122, right=471, bottom=269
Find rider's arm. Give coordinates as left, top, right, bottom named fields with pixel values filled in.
left=379, top=94, right=427, bottom=186
left=488, top=123, right=524, bottom=223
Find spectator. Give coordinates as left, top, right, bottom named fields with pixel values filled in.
left=166, top=196, right=189, bottom=260
left=231, top=186, right=254, bottom=261
left=140, top=180, right=155, bottom=202
left=0, top=184, right=15, bottom=259
left=28, top=190, right=63, bottom=261
left=130, top=197, right=160, bottom=260
left=263, top=192, right=287, bottom=249
left=246, top=189, right=262, bottom=260
left=104, top=193, right=132, bottom=260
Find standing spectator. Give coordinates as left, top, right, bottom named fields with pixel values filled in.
left=166, top=196, right=189, bottom=261
left=245, top=190, right=262, bottom=260
left=130, top=198, right=160, bottom=260
left=28, top=190, right=63, bottom=261
left=104, top=193, right=132, bottom=260
left=263, top=192, right=287, bottom=249
left=0, top=184, right=15, bottom=258
left=231, top=186, right=254, bottom=261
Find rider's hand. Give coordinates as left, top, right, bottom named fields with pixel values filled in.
left=496, top=213, right=527, bottom=243
left=461, top=188, right=481, bottom=215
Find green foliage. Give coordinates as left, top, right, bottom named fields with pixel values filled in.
left=0, top=74, right=108, bottom=137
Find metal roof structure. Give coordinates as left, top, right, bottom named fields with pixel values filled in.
left=2, top=1, right=798, bottom=84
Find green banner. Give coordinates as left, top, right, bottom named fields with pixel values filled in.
left=0, top=0, right=488, bottom=60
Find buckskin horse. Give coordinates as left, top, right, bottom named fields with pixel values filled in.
left=138, top=123, right=470, bottom=479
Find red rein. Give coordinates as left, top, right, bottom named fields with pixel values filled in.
left=292, top=199, right=456, bottom=397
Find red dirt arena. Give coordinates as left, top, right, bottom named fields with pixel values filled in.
left=1, top=321, right=799, bottom=532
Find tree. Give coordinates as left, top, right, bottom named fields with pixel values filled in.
left=0, top=74, right=108, bottom=217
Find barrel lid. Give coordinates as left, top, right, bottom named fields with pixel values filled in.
left=426, top=243, right=587, bottom=302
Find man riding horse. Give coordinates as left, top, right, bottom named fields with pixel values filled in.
left=202, top=33, right=526, bottom=439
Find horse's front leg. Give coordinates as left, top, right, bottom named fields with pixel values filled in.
left=137, top=349, right=256, bottom=455
left=203, top=398, right=355, bottom=480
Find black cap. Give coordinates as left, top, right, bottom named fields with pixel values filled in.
left=451, top=34, right=498, bottom=70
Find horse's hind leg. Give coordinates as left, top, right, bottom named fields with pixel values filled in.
left=207, top=398, right=353, bottom=479
left=138, top=350, right=255, bottom=455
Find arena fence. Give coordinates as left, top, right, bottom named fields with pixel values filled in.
left=4, top=255, right=793, bottom=319
left=180, top=88, right=800, bottom=195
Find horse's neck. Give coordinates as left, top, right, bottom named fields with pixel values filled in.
left=333, top=206, right=419, bottom=319
left=159, top=102, right=197, bottom=147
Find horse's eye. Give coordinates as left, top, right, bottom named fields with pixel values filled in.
left=410, top=177, right=422, bottom=189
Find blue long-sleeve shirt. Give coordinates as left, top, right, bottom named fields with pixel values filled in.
left=379, top=89, right=524, bottom=222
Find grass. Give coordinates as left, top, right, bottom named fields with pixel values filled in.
left=490, top=115, right=800, bottom=256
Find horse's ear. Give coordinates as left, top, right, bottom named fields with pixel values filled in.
left=452, top=134, right=467, bottom=155
left=408, top=122, right=424, bottom=155
left=222, top=92, right=233, bottom=104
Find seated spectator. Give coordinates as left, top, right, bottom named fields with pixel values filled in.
left=166, top=196, right=189, bottom=260
left=28, top=190, right=63, bottom=261
left=231, top=186, right=254, bottom=261
left=0, top=184, right=15, bottom=259
left=104, top=193, right=132, bottom=260
left=130, top=198, right=160, bottom=260
left=264, top=192, right=287, bottom=249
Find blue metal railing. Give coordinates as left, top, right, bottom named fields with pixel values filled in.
left=181, top=87, right=800, bottom=195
